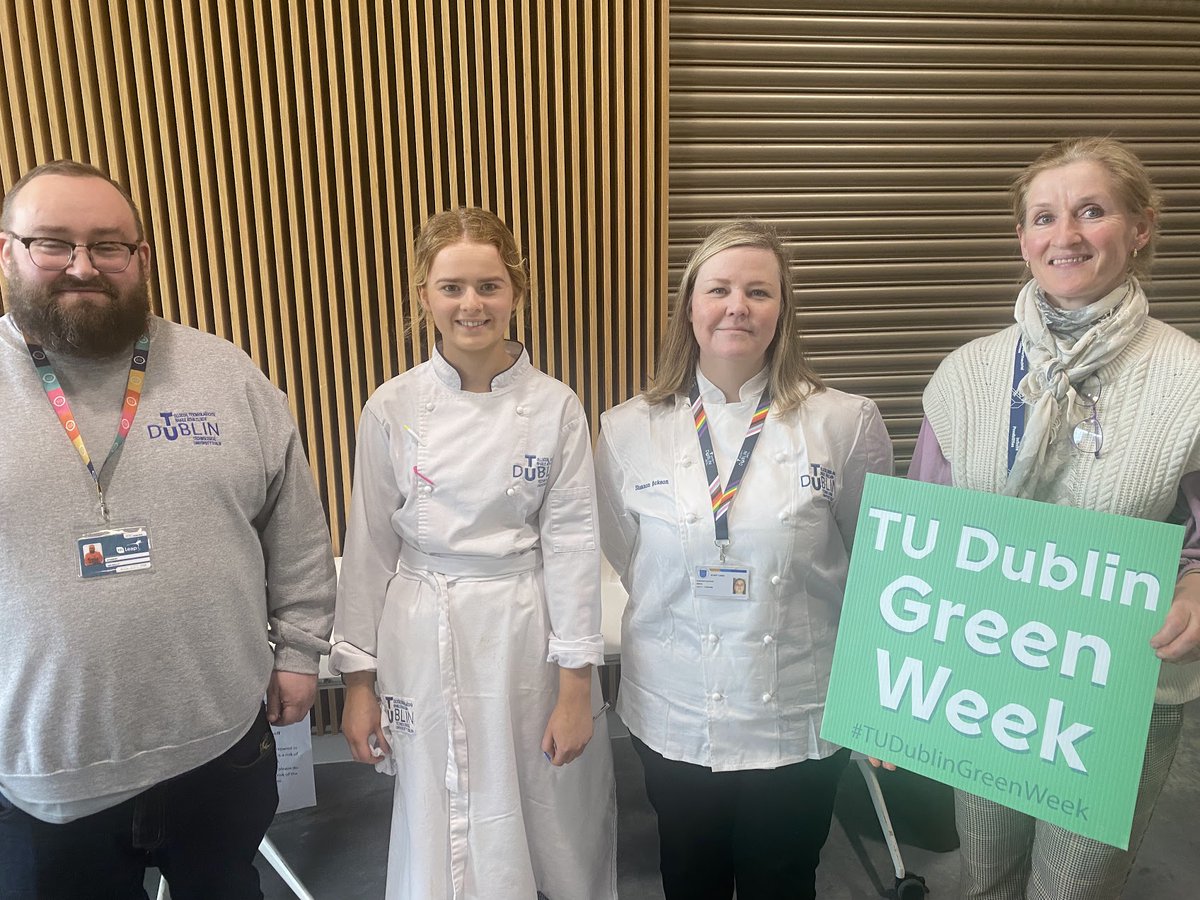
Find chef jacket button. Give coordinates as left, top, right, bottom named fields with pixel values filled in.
left=681, top=457, right=692, bottom=467
left=762, top=633, right=774, bottom=645
left=421, top=485, right=432, bottom=495
left=506, top=487, right=516, bottom=496
left=425, top=401, right=435, bottom=411
left=770, top=575, right=781, bottom=586
left=778, top=511, right=789, bottom=522
left=515, top=405, right=526, bottom=415
left=708, top=632, right=718, bottom=644
left=775, top=451, right=787, bottom=462
left=710, top=692, right=722, bottom=702
left=762, top=692, right=773, bottom=703
left=685, top=513, right=698, bottom=524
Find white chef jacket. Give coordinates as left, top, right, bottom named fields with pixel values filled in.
left=596, top=366, right=893, bottom=771
left=329, top=343, right=616, bottom=900
left=330, top=342, right=604, bottom=674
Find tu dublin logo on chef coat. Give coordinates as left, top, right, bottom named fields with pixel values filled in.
left=513, top=454, right=552, bottom=486
left=800, top=463, right=836, bottom=501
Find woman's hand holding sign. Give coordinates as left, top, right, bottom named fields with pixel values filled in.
left=1150, top=570, right=1200, bottom=664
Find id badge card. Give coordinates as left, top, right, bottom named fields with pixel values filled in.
left=76, top=525, right=153, bottom=579
left=693, top=565, right=751, bottom=600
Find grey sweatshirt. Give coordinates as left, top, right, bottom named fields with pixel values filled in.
left=0, top=314, right=335, bottom=822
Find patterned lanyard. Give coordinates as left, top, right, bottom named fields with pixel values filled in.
left=1008, top=338, right=1029, bottom=475
left=689, top=379, right=771, bottom=558
left=25, top=334, right=151, bottom=521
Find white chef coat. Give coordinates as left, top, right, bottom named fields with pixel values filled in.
left=596, top=366, right=893, bottom=771
left=331, top=343, right=617, bottom=900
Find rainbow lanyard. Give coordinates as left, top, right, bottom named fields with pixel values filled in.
left=25, top=334, right=151, bottom=522
left=689, top=379, right=771, bottom=560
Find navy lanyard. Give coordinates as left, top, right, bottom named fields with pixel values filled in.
left=1007, top=338, right=1028, bottom=475
left=688, top=380, right=771, bottom=555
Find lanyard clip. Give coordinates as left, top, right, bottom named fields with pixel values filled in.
left=716, top=540, right=729, bottom=563
left=97, top=486, right=110, bottom=524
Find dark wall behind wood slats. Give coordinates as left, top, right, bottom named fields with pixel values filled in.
left=670, top=1, right=1200, bottom=468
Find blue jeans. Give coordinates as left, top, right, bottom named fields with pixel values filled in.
left=0, top=705, right=279, bottom=900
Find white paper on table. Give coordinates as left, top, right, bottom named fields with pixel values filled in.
left=272, top=718, right=316, bottom=813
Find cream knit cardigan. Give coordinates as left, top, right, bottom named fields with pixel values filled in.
left=924, top=317, right=1200, bottom=704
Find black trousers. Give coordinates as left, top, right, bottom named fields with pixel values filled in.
left=0, top=705, right=279, bottom=900
left=633, top=734, right=850, bottom=900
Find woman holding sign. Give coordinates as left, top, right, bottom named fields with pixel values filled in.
left=908, top=138, right=1200, bottom=898
left=596, top=220, right=893, bottom=899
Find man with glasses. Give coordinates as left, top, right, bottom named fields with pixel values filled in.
left=0, top=160, right=336, bottom=899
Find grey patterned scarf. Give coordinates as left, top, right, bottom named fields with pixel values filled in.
left=1005, top=277, right=1146, bottom=498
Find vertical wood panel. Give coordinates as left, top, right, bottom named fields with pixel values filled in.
left=89, top=4, right=125, bottom=198
left=0, top=1, right=21, bottom=187
left=13, top=3, right=51, bottom=162
left=531, top=1, right=552, bottom=368
left=141, top=2, right=191, bottom=326
left=215, top=1, right=261, bottom=363
left=0, top=0, right=669, bottom=551
left=34, top=4, right=68, bottom=151
left=248, top=1, right=292, bottom=393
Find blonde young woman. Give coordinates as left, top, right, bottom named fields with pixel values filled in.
left=330, top=209, right=617, bottom=900
left=903, top=137, right=1200, bottom=899
left=596, top=220, right=893, bottom=899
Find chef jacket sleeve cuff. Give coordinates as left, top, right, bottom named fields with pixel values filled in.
left=547, top=633, right=604, bottom=668
left=327, top=640, right=379, bottom=676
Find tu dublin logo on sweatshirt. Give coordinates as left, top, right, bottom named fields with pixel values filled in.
left=146, top=411, right=223, bottom=447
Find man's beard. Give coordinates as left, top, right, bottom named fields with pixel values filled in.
left=5, top=268, right=151, bottom=359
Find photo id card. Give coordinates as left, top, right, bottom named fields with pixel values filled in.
left=76, top=526, right=153, bottom=579
left=693, top=565, right=751, bottom=600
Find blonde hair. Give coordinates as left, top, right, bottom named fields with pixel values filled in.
left=1010, top=137, right=1162, bottom=279
left=643, top=219, right=824, bottom=413
left=410, top=208, right=528, bottom=330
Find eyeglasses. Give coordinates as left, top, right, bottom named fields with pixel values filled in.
left=8, top=234, right=140, bottom=274
left=1070, top=379, right=1103, bottom=459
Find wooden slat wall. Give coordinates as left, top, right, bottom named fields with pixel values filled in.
left=671, top=0, right=1200, bottom=468
left=0, top=0, right=669, bottom=550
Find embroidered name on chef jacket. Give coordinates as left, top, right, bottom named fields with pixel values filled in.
left=146, top=411, right=223, bottom=447
left=800, top=463, right=836, bottom=501
left=634, top=479, right=671, bottom=491
left=512, top=453, right=552, bottom=486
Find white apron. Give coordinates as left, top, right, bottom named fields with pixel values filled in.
left=376, top=545, right=616, bottom=900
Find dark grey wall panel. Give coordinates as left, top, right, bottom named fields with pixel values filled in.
left=670, top=1, right=1200, bottom=466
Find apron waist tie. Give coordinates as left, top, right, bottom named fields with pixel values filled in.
left=399, top=544, right=539, bottom=579
left=432, top=571, right=470, bottom=899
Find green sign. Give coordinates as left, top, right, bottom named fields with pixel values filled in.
left=821, top=475, right=1183, bottom=849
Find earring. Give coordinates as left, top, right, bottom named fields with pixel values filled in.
left=1132, top=247, right=1139, bottom=258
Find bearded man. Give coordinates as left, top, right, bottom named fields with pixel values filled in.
left=0, top=161, right=336, bottom=899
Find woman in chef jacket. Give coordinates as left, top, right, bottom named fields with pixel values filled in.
left=330, top=208, right=617, bottom=900
left=596, top=219, right=893, bottom=900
